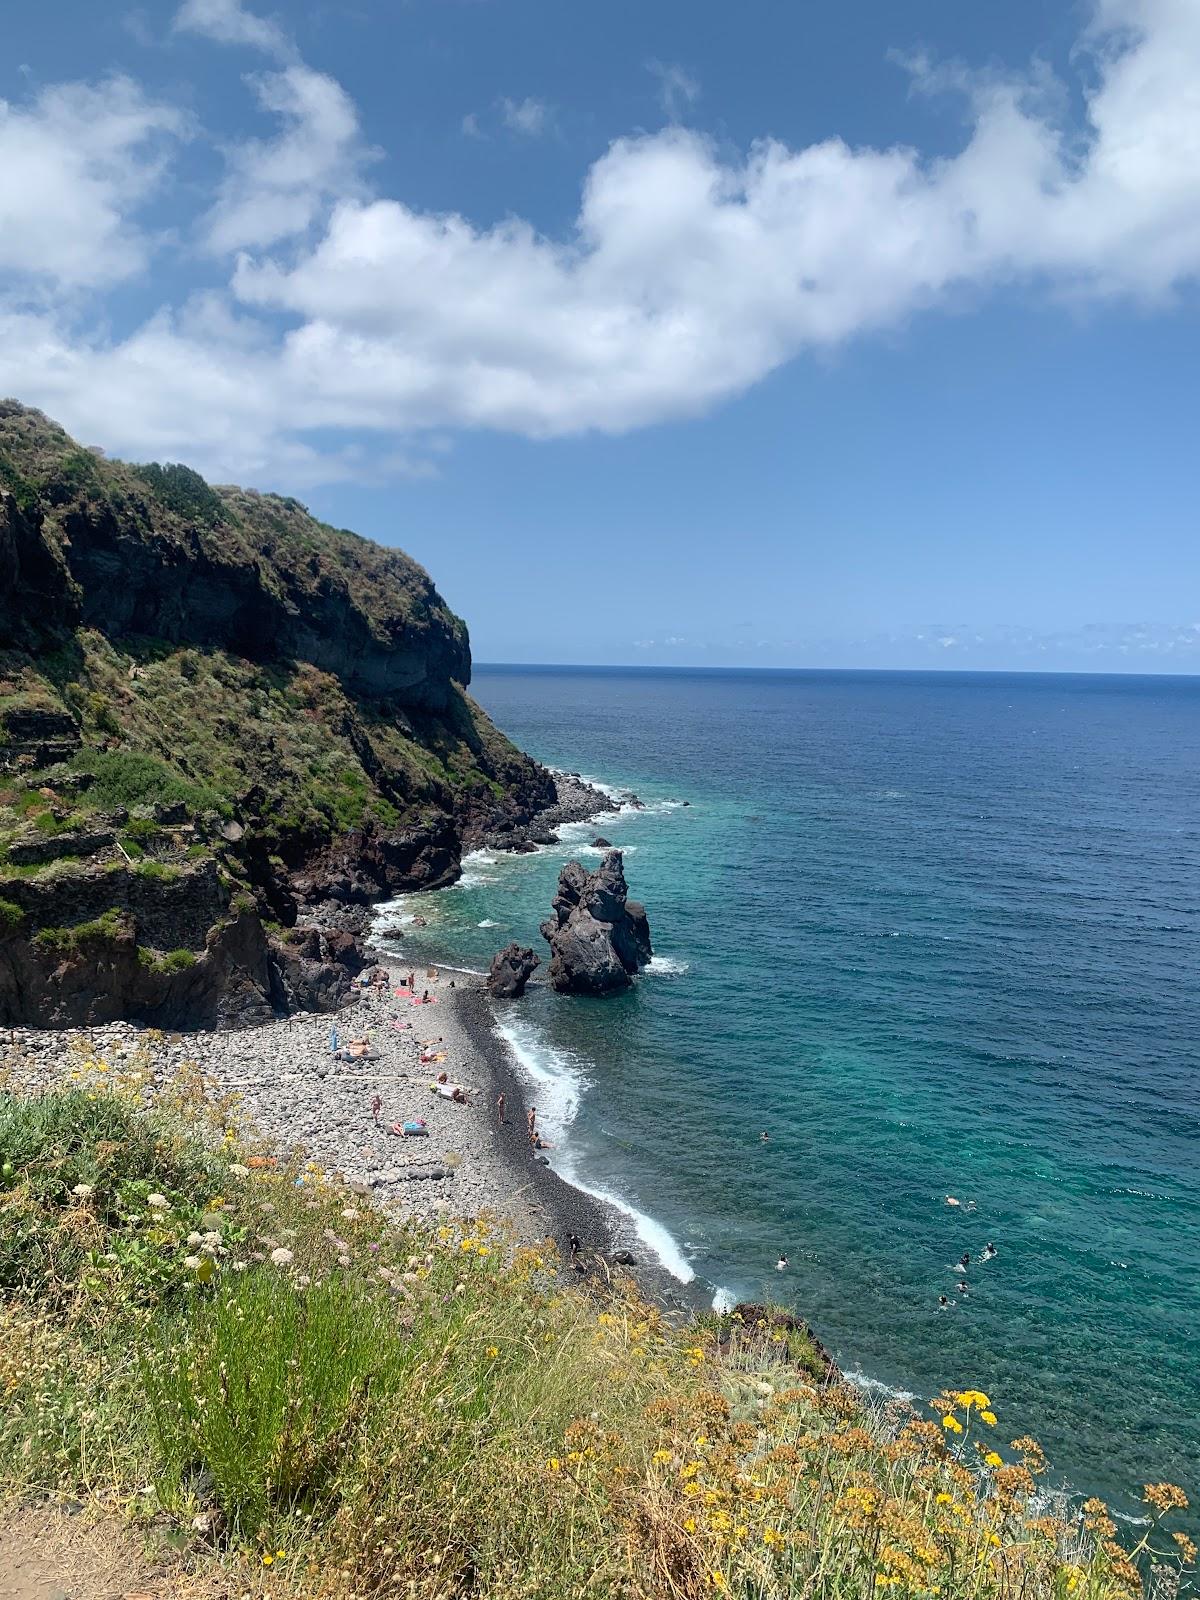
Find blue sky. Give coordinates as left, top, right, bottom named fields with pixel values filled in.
left=2, top=0, right=1199, bottom=671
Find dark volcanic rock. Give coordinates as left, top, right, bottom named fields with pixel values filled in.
left=0, top=861, right=363, bottom=1028
left=540, top=850, right=653, bottom=995
left=290, top=816, right=461, bottom=904
left=486, top=942, right=540, bottom=998
left=592, top=837, right=612, bottom=848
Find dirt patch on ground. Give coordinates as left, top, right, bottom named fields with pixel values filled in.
left=0, top=1507, right=163, bottom=1600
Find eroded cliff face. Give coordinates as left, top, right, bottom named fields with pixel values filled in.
left=0, top=401, right=557, bottom=1027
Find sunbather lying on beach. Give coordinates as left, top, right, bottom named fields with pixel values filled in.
left=430, top=1081, right=470, bottom=1103
left=390, top=1118, right=428, bottom=1137
left=336, top=1037, right=377, bottom=1061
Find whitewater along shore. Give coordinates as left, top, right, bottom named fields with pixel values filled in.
left=0, top=963, right=695, bottom=1306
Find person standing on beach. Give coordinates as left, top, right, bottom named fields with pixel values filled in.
left=497, top=1091, right=506, bottom=1127
left=527, top=1105, right=537, bottom=1144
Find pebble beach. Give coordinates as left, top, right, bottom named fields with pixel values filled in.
left=1, top=957, right=690, bottom=1303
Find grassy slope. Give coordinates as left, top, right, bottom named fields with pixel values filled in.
left=1, top=1059, right=1190, bottom=1600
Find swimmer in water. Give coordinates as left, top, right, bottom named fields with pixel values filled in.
left=956, top=1280, right=970, bottom=1294
left=939, top=1294, right=952, bottom=1308
left=983, top=1241, right=998, bottom=1260
left=960, top=1251, right=971, bottom=1269
left=776, top=1254, right=788, bottom=1271
left=761, top=1131, right=770, bottom=1143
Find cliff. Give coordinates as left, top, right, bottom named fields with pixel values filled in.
left=0, top=401, right=558, bottom=1026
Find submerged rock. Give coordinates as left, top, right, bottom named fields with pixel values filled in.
left=486, top=942, right=540, bottom=999
left=540, top=850, right=653, bottom=996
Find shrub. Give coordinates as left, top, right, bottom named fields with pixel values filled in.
left=134, top=860, right=181, bottom=882
left=144, top=1272, right=419, bottom=1534
left=138, top=947, right=196, bottom=973
left=0, top=897, right=25, bottom=936
left=33, top=910, right=125, bottom=954
left=132, top=461, right=226, bottom=527
left=86, top=692, right=121, bottom=737
left=123, top=816, right=161, bottom=843
left=33, top=810, right=69, bottom=835
left=0, top=1088, right=230, bottom=1304
left=72, top=751, right=217, bottom=815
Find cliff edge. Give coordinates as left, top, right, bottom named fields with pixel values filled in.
left=0, top=401, right=559, bottom=1026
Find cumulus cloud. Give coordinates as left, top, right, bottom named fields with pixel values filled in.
left=201, top=64, right=371, bottom=252
left=0, top=77, right=184, bottom=291
left=3, top=0, right=1200, bottom=481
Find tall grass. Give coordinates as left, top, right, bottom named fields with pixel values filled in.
left=0, top=1057, right=1193, bottom=1599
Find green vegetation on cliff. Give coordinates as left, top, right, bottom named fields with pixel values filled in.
left=0, top=400, right=553, bottom=927
left=1, top=1062, right=1191, bottom=1600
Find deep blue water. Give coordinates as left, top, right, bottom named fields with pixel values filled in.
left=381, top=666, right=1200, bottom=1522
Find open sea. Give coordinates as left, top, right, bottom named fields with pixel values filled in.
left=379, top=665, right=1200, bottom=1525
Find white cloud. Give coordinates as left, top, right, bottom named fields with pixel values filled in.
left=174, top=0, right=290, bottom=59
left=4, top=0, right=1200, bottom=482
left=647, top=60, right=700, bottom=121
left=499, top=96, right=550, bottom=137
left=202, top=64, right=371, bottom=252
left=0, top=77, right=184, bottom=291
left=461, top=111, right=482, bottom=139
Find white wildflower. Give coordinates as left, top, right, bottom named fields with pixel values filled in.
left=270, top=1247, right=294, bottom=1266
left=341, top=1207, right=360, bottom=1221
left=71, top=1183, right=94, bottom=1199
left=147, top=1192, right=169, bottom=1210
left=187, top=1231, right=203, bottom=1247
left=228, top=1163, right=250, bottom=1178
left=183, top=1255, right=202, bottom=1270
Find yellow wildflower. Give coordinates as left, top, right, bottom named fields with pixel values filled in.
left=943, top=1415, right=963, bottom=1434
left=652, top=1449, right=673, bottom=1465
left=985, top=1451, right=1003, bottom=1468
left=486, top=1346, right=499, bottom=1359
left=959, top=1389, right=990, bottom=1409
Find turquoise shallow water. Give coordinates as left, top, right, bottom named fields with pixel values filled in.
left=381, top=665, right=1200, bottom=1524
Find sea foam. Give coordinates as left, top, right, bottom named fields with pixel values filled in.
left=495, top=1013, right=696, bottom=1285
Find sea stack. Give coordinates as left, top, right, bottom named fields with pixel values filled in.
left=539, top=850, right=652, bottom=995
left=486, top=942, right=540, bottom=998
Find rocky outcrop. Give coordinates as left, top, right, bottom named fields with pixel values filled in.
left=0, top=857, right=366, bottom=1029
left=539, top=851, right=653, bottom=995
left=487, top=943, right=540, bottom=998
left=289, top=816, right=462, bottom=905
left=0, top=901, right=353, bottom=1030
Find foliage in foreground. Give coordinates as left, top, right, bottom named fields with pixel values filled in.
left=0, top=1050, right=1194, bottom=1600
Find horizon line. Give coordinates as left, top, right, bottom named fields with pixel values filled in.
left=472, top=661, right=1200, bottom=680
